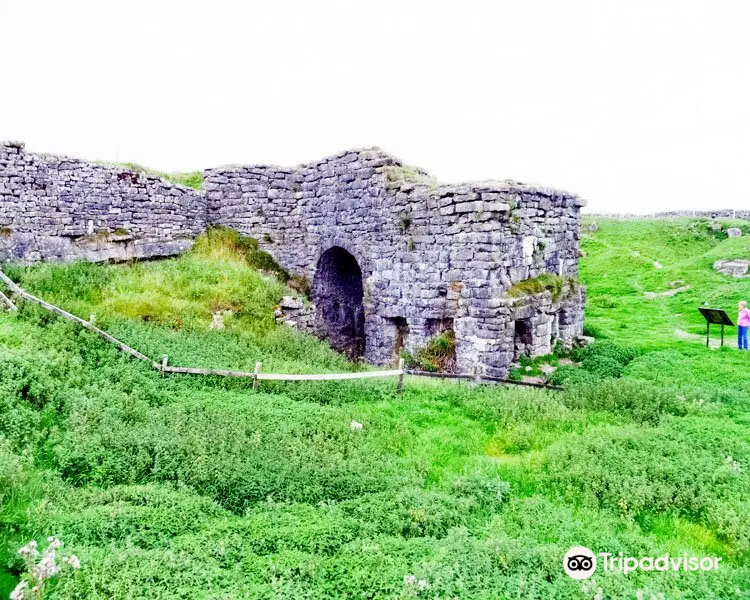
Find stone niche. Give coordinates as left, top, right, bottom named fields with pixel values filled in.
left=311, top=246, right=365, bottom=358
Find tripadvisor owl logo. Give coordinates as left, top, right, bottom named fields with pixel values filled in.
left=563, top=546, right=723, bottom=579
left=563, top=546, right=597, bottom=580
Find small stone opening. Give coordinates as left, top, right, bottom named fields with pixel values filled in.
left=513, top=318, right=533, bottom=359
left=422, top=318, right=456, bottom=372
left=425, top=317, right=454, bottom=337
left=550, top=312, right=559, bottom=347
left=387, top=316, right=410, bottom=358
left=312, top=246, right=365, bottom=358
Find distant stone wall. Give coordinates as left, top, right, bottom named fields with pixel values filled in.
left=0, top=141, right=206, bottom=262
left=589, top=209, right=750, bottom=221
left=655, top=209, right=750, bottom=220
left=205, top=149, right=586, bottom=376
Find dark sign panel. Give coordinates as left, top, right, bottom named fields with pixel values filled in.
left=698, top=308, right=734, bottom=326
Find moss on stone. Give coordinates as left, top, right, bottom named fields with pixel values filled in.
left=382, top=164, right=437, bottom=189
left=506, top=273, right=577, bottom=300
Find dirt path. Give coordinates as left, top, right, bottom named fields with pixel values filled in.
left=674, top=328, right=722, bottom=348
left=644, top=285, right=690, bottom=299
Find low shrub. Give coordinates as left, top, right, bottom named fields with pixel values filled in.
left=236, top=503, right=361, bottom=556
left=560, top=377, right=688, bottom=424
left=547, top=366, right=598, bottom=387
left=542, top=418, right=750, bottom=554
left=623, top=350, right=690, bottom=384
left=571, top=340, right=640, bottom=366
left=50, top=394, right=415, bottom=513
left=288, top=274, right=311, bottom=298
left=340, top=487, right=477, bottom=538
left=0, top=441, right=28, bottom=524
left=37, top=483, right=227, bottom=550
left=451, top=474, right=510, bottom=509
left=580, top=354, right=624, bottom=378
left=403, top=330, right=456, bottom=372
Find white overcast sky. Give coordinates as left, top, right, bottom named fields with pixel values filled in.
left=1, top=0, right=748, bottom=213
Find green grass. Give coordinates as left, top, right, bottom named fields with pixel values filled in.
left=98, top=161, right=203, bottom=190
left=580, top=217, right=750, bottom=348
left=119, top=162, right=203, bottom=190
left=505, top=273, right=575, bottom=300
left=1, top=221, right=749, bottom=597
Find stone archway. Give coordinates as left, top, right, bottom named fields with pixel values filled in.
left=312, top=246, right=365, bottom=358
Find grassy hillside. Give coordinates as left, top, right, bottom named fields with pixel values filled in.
left=0, top=222, right=749, bottom=598
left=581, top=217, right=750, bottom=348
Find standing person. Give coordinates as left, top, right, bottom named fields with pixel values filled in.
left=738, top=301, right=750, bottom=350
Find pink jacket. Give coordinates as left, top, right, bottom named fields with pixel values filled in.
left=739, top=308, right=750, bottom=327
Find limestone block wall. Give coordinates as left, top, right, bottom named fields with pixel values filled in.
left=0, top=141, right=206, bottom=262
left=204, top=148, right=586, bottom=377
left=0, top=140, right=586, bottom=376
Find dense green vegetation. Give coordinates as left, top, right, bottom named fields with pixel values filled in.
left=1, top=219, right=749, bottom=598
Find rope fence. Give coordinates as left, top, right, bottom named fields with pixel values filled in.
left=0, top=269, right=561, bottom=392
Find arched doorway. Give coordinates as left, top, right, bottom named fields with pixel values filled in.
left=312, top=247, right=365, bottom=358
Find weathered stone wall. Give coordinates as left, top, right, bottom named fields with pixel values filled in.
left=0, top=141, right=206, bottom=262
left=204, top=148, right=586, bottom=376
left=0, top=140, right=586, bottom=376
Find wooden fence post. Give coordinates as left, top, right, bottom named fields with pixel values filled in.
left=253, top=361, right=262, bottom=391
left=470, top=366, right=481, bottom=389
left=0, top=289, right=17, bottom=312
left=396, top=358, right=405, bottom=394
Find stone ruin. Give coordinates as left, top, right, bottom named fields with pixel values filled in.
left=1, top=141, right=586, bottom=377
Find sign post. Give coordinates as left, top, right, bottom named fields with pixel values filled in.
left=698, top=308, right=734, bottom=348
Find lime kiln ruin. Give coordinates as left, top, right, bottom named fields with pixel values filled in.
left=1, top=141, right=586, bottom=377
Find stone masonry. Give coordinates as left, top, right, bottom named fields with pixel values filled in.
left=204, top=149, right=586, bottom=377
left=0, top=141, right=206, bottom=262
left=1, top=141, right=586, bottom=377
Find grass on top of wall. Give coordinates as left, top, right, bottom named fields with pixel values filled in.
left=117, top=162, right=203, bottom=190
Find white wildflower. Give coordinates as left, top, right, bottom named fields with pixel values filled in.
left=34, top=550, right=60, bottom=581
left=726, top=456, right=741, bottom=472
left=403, top=574, right=416, bottom=586
left=70, top=555, right=81, bottom=569
left=525, top=366, right=533, bottom=372
left=46, top=536, right=62, bottom=550
left=18, top=540, right=38, bottom=557
left=417, top=579, right=429, bottom=590
left=10, top=580, right=27, bottom=600
left=350, top=420, right=364, bottom=431
left=594, top=588, right=603, bottom=600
